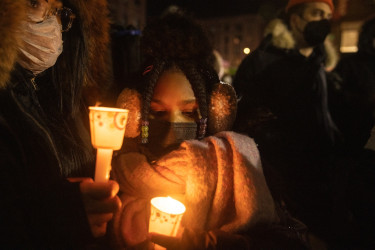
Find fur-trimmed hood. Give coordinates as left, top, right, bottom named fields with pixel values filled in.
left=0, top=0, right=111, bottom=90
left=264, top=18, right=339, bottom=70
left=0, top=0, right=26, bottom=87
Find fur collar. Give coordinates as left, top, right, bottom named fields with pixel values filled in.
left=0, top=0, right=27, bottom=87
left=263, top=18, right=339, bottom=70
left=0, top=0, right=111, bottom=89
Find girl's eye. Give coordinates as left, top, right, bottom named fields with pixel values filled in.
left=182, top=110, right=198, bottom=118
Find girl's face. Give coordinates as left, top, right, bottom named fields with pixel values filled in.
left=150, top=69, right=200, bottom=123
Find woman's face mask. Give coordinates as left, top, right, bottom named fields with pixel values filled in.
left=17, top=15, right=63, bottom=75
left=146, top=119, right=198, bottom=157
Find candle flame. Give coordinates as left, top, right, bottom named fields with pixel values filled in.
left=151, top=196, right=186, bottom=215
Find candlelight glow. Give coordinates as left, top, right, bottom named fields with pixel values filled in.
left=243, top=47, right=251, bottom=54
left=89, top=106, right=129, bottom=182
left=151, top=196, right=186, bottom=215
left=90, top=106, right=127, bottom=113
left=149, top=196, right=186, bottom=237
left=89, top=106, right=129, bottom=150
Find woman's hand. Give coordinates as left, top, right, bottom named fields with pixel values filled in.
left=69, top=178, right=122, bottom=237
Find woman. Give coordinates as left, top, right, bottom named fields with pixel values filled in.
left=0, top=0, right=120, bottom=247
left=112, top=12, right=309, bottom=249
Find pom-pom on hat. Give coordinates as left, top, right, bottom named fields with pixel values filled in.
left=285, top=0, right=334, bottom=12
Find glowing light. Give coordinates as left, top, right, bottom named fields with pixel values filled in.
left=89, top=107, right=129, bottom=149
left=149, top=197, right=186, bottom=237
left=151, top=197, right=186, bottom=215
left=243, top=48, right=251, bottom=54
left=89, top=106, right=129, bottom=182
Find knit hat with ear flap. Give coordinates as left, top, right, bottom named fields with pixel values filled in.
left=285, top=0, right=334, bottom=12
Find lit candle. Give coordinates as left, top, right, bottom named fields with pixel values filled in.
left=89, top=106, right=129, bottom=182
left=149, top=197, right=186, bottom=237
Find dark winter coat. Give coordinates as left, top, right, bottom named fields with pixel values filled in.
left=0, top=0, right=112, bottom=247
left=0, top=69, right=94, bottom=247
left=329, top=51, right=375, bottom=154
left=233, top=19, right=339, bottom=162
left=232, top=18, right=344, bottom=244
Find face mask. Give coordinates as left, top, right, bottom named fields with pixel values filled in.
left=17, top=16, right=63, bottom=75
left=302, top=19, right=331, bottom=47
left=146, top=119, right=198, bottom=157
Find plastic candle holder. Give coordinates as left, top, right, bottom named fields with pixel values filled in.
left=89, top=106, right=129, bottom=182
left=149, top=196, right=186, bottom=237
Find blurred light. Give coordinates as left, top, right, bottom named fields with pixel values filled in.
left=340, top=28, right=359, bottom=53
left=340, top=46, right=358, bottom=53
left=243, top=47, right=251, bottom=54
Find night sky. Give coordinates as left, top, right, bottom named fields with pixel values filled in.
left=147, top=0, right=289, bottom=18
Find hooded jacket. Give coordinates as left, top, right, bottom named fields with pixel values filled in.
left=0, top=0, right=112, bottom=247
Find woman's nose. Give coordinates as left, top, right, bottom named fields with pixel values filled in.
left=167, top=109, right=188, bottom=123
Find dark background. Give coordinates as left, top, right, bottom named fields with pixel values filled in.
left=147, top=0, right=289, bottom=18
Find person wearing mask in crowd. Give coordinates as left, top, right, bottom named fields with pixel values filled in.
left=0, top=0, right=120, bottom=247
left=110, top=12, right=309, bottom=249
left=327, top=15, right=375, bottom=248
left=231, top=0, right=349, bottom=247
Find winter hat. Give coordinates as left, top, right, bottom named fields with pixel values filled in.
left=285, top=0, right=334, bottom=12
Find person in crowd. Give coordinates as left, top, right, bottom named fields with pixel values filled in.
left=327, top=15, right=375, bottom=248
left=329, top=15, right=375, bottom=155
left=232, top=0, right=346, bottom=246
left=233, top=0, right=375, bottom=248
left=111, top=12, right=309, bottom=249
left=0, top=0, right=120, bottom=247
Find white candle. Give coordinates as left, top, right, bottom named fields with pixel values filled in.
left=89, top=106, right=129, bottom=182
left=149, top=197, right=186, bottom=237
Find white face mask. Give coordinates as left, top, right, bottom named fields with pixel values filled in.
left=17, top=16, right=63, bottom=75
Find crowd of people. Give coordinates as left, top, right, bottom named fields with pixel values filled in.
left=233, top=0, right=375, bottom=248
left=0, top=0, right=374, bottom=249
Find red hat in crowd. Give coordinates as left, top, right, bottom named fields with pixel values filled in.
left=285, top=0, right=334, bottom=12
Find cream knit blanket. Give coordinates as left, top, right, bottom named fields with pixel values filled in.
left=112, top=131, right=278, bottom=247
